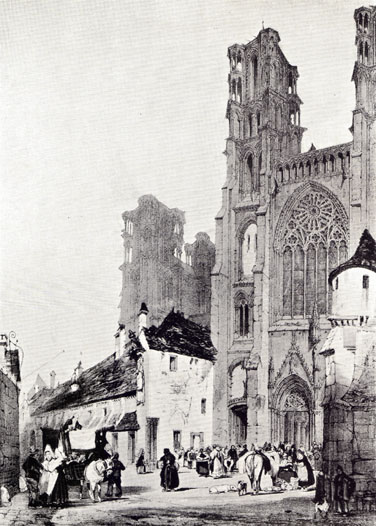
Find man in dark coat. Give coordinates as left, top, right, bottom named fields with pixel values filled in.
left=160, top=448, right=179, bottom=491
left=334, top=465, right=355, bottom=515
left=106, top=452, right=126, bottom=498
left=22, top=447, right=43, bottom=507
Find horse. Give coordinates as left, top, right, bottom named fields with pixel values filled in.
left=244, top=451, right=280, bottom=494
left=84, top=458, right=113, bottom=502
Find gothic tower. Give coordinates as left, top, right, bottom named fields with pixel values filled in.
left=351, top=7, right=376, bottom=251
left=120, top=195, right=215, bottom=333
left=212, top=10, right=373, bottom=449
left=212, top=27, right=306, bottom=446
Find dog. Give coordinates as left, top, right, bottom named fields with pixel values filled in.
left=209, top=484, right=237, bottom=494
left=84, top=459, right=113, bottom=502
left=237, top=480, right=247, bottom=496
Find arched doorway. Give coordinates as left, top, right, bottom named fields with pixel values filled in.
left=273, top=375, right=312, bottom=449
left=282, top=390, right=310, bottom=448
left=228, top=361, right=247, bottom=445
left=230, top=403, right=247, bottom=445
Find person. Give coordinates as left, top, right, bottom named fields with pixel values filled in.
left=224, top=445, right=238, bottom=473
left=106, top=452, right=125, bottom=498
left=136, top=448, right=145, bottom=474
left=187, top=447, right=196, bottom=469
left=210, top=446, right=225, bottom=479
left=238, top=444, right=248, bottom=458
left=333, top=465, right=355, bottom=515
left=39, top=445, right=68, bottom=507
left=159, top=448, right=179, bottom=491
left=196, top=448, right=210, bottom=477
left=295, top=449, right=315, bottom=489
left=22, top=447, right=43, bottom=507
left=278, top=452, right=297, bottom=483
left=312, top=470, right=329, bottom=519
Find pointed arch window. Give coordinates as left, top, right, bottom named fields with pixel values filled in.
left=256, top=153, right=262, bottom=191
left=236, top=51, right=242, bottom=72
left=234, top=293, right=253, bottom=338
left=276, top=185, right=348, bottom=318
left=364, top=13, right=369, bottom=32
left=359, top=41, right=364, bottom=63
left=239, top=223, right=257, bottom=278
left=231, top=79, right=236, bottom=100
left=292, top=164, right=297, bottom=179
left=237, top=78, right=242, bottom=103
left=253, top=57, right=258, bottom=96
left=365, top=42, right=369, bottom=64
left=247, top=154, right=254, bottom=189
left=323, top=156, right=327, bottom=174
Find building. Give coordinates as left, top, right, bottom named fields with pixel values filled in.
left=24, top=306, right=215, bottom=466
left=211, top=6, right=376, bottom=447
left=320, top=229, right=376, bottom=507
left=119, top=194, right=215, bottom=330
left=0, top=333, right=21, bottom=497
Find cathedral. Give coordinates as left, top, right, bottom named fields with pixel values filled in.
left=211, top=6, right=376, bottom=448
left=119, top=194, right=215, bottom=331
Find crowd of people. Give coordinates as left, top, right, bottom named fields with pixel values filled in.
left=22, top=440, right=355, bottom=516
left=172, top=441, right=321, bottom=488
left=22, top=443, right=127, bottom=508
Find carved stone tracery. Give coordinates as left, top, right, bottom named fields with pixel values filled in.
left=281, top=190, right=347, bottom=251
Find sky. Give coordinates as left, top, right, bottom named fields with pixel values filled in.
left=0, top=0, right=363, bottom=393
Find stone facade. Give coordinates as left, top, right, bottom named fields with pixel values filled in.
left=212, top=6, right=376, bottom=448
left=0, top=334, right=21, bottom=498
left=119, top=195, right=215, bottom=330
left=320, top=230, right=376, bottom=507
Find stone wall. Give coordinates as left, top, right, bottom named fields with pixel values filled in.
left=0, top=369, right=20, bottom=497
left=143, top=349, right=214, bottom=456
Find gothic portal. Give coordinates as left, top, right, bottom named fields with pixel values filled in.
left=211, top=6, right=376, bottom=447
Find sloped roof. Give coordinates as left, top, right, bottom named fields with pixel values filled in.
left=329, top=229, right=376, bottom=285
left=342, top=351, right=376, bottom=405
left=32, top=353, right=137, bottom=416
left=144, top=310, right=216, bottom=362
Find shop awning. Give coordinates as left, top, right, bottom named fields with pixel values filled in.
left=115, top=411, right=139, bottom=432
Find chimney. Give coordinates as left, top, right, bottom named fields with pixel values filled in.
left=138, top=302, right=149, bottom=334
left=115, top=324, right=126, bottom=359
left=76, top=361, right=83, bottom=377
left=50, top=370, right=56, bottom=390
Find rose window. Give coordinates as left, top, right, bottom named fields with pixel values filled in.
left=275, top=185, right=348, bottom=318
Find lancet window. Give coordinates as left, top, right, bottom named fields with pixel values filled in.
left=276, top=186, right=348, bottom=318
left=234, top=293, right=253, bottom=338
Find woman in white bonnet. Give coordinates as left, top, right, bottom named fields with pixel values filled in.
left=39, top=444, right=68, bottom=507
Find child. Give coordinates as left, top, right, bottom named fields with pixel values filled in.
left=106, top=453, right=125, bottom=498
left=313, top=470, right=328, bottom=520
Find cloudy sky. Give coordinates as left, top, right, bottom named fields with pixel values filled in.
left=0, top=0, right=361, bottom=392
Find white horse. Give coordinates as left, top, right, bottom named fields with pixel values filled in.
left=84, top=459, right=113, bottom=502
left=244, top=451, right=280, bottom=494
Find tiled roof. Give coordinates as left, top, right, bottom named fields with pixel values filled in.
left=329, top=229, right=376, bottom=285
left=144, top=309, right=216, bottom=362
left=32, top=353, right=137, bottom=415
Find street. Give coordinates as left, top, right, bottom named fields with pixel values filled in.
left=1, top=467, right=375, bottom=526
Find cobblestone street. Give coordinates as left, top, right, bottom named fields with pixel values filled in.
left=1, top=468, right=375, bottom=526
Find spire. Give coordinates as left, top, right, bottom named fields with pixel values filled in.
left=329, top=229, right=376, bottom=285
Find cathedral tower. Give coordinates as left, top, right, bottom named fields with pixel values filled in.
left=351, top=7, right=376, bottom=250
left=212, top=10, right=371, bottom=449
